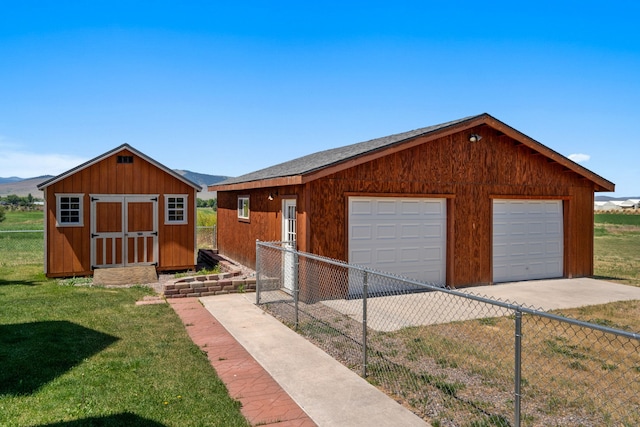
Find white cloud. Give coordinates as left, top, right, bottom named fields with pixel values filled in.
left=0, top=148, right=87, bottom=178
left=568, top=153, right=590, bottom=163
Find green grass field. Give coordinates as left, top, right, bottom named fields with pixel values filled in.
left=594, top=212, right=640, bottom=286
left=197, top=207, right=217, bottom=227
left=0, top=209, right=44, bottom=230
left=0, top=211, right=248, bottom=427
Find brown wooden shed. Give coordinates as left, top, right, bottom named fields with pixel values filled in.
left=38, top=144, right=201, bottom=278
left=209, top=113, right=614, bottom=290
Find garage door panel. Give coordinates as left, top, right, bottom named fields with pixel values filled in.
left=400, top=200, right=421, bottom=215
left=529, top=222, right=544, bottom=234
left=351, top=224, right=372, bottom=240
left=527, top=242, right=545, bottom=255
left=401, top=223, right=422, bottom=238
left=377, top=200, right=397, bottom=215
left=400, top=247, right=420, bottom=262
left=349, top=197, right=446, bottom=296
left=351, top=249, right=372, bottom=265
left=424, top=224, right=444, bottom=238
left=377, top=224, right=396, bottom=239
left=351, top=199, right=373, bottom=215
left=423, top=246, right=443, bottom=261
left=546, top=241, right=562, bottom=254
left=493, top=199, right=563, bottom=283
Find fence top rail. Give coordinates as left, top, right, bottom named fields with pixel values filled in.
left=256, top=240, right=640, bottom=341
left=0, top=229, right=44, bottom=233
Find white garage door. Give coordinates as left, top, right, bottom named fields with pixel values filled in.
left=348, top=197, right=446, bottom=296
left=493, top=199, right=563, bottom=283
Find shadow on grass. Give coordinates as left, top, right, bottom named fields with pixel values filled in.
left=0, top=279, right=45, bottom=287
left=35, top=412, right=166, bottom=426
left=0, top=321, right=119, bottom=395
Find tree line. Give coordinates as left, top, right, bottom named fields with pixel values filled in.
left=0, top=194, right=42, bottom=209
left=197, top=198, right=217, bottom=210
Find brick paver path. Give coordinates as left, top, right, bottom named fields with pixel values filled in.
left=169, top=298, right=317, bottom=427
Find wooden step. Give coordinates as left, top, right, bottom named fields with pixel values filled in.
left=93, top=265, right=158, bottom=286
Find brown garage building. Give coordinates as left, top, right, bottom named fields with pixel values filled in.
left=209, top=113, right=614, bottom=288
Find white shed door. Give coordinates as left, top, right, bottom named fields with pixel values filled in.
left=493, top=199, right=563, bottom=283
left=348, top=197, right=446, bottom=295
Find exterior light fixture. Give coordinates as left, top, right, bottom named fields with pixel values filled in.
left=469, top=134, right=482, bottom=142
left=268, top=191, right=278, bottom=201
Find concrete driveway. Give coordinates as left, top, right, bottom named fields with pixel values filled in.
left=322, top=278, right=640, bottom=332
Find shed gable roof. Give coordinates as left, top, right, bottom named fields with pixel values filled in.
left=37, top=143, right=202, bottom=191
left=210, top=113, right=614, bottom=192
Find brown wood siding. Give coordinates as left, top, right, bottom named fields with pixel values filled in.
left=217, top=126, right=599, bottom=288
left=217, top=185, right=306, bottom=269
left=43, top=149, right=197, bottom=277
left=304, top=127, right=595, bottom=287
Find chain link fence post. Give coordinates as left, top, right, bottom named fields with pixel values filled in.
left=514, top=308, right=522, bottom=427
left=255, top=240, right=261, bottom=304
left=294, top=251, right=299, bottom=330
left=362, top=270, right=368, bottom=378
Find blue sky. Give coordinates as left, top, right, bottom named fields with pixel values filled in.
left=1, top=1, right=638, bottom=196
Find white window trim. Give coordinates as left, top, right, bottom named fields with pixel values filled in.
left=55, top=193, right=84, bottom=227
left=165, top=194, right=188, bottom=225
left=238, top=195, right=250, bottom=220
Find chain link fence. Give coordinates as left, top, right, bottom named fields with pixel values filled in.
left=0, top=230, right=44, bottom=267
left=196, top=225, right=217, bottom=250
left=256, top=240, right=640, bottom=427
left=0, top=227, right=215, bottom=269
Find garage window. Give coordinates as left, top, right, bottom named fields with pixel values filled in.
left=238, top=196, right=250, bottom=221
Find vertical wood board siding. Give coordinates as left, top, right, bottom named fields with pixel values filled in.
left=43, top=149, right=197, bottom=276
left=218, top=127, right=599, bottom=287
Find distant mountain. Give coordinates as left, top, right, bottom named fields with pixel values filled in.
left=0, top=171, right=231, bottom=199
left=0, top=176, right=26, bottom=184
left=0, top=176, right=54, bottom=198
left=174, top=170, right=230, bottom=188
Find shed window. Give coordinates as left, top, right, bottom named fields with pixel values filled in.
left=238, top=196, right=250, bottom=220
left=165, top=195, right=188, bottom=224
left=56, top=194, right=84, bottom=226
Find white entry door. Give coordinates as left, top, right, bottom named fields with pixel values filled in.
left=348, top=197, right=447, bottom=296
left=493, top=199, right=563, bottom=282
left=282, top=199, right=297, bottom=292
left=90, top=195, right=159, bottom=269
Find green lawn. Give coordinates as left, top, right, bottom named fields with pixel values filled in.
left=0, top=282, right=249, bottom=427
left=0, top=209, right=44, bottom=230
left=0, top=209, right=248, bottom=426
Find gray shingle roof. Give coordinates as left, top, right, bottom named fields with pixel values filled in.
left=218, top=114, right=483, bottom=186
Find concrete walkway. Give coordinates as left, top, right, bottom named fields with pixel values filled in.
left=170, top=278, right=640, bottom=426
left=168, top=298, right=317, bottom=427
left=199, top=293, right=429, bottom=427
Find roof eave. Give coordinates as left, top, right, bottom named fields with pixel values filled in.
left=208, top=175, right=303, bottom=192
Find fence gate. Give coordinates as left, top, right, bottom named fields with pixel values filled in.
left=90, top=195, right=158, bottom=269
